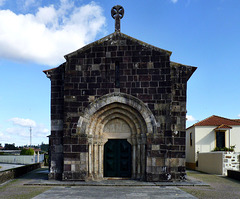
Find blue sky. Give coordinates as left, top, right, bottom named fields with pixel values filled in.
left=0, top=0, right=240, bottom=146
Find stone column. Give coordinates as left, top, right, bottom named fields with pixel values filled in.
left=132, top=138, right=136, bottom=179
left=131, top=135, right=137, bottom=179
left=98, top=142, right=103, bottom=179
left=141, top=134, right=146, bottom=180
left=88, top=137, right=93, bottom=178
left=137, top=135, right=141, bottom=179
left=93, top=142, right=98, bottom=178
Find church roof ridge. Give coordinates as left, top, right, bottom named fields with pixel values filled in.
left=64, top=31, right=172, bottom=60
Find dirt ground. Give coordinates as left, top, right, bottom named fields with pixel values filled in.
left=180, top=170, right=240, bottom=199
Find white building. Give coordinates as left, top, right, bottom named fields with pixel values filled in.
left=186, top=115, right=240, bottom=170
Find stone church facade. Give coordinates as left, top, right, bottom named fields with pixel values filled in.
left=44, top=6, right=196, bottom=182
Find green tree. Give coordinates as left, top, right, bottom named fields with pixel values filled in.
left=20, top=148, right=34, bottom=155
left=40, top=142, right=49, bottom=152
left=4, top=143, right=18, bottom=150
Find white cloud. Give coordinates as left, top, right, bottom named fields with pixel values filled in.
left=0, top=0, right=106, bottom=66
left=6, top=119, right=49, bottom=138
left=1, top=118, right=49, bottom=145
left=6, top=127, right=29, bottom=137
left=238, top=114, right=240, bottom=118
left=9, top=117, right=36, bottom=127
left=171, top=0, right=178, bottom=3
left=6, top=117, right=49, bottom=137
left=186, top=115, right=196, bottom=122
left=6, top=125, right=49, bottom=138
left=34, top=124, right=49, bottom=137
left=0, top=131, right=11, bottom=141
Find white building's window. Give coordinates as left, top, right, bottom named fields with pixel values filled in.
left=190, top=132, right=193, bottom=146
left=216, top=131, right=225, bottom=149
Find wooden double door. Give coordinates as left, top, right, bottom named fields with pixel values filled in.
left=104, top=139, right=131, bottom=177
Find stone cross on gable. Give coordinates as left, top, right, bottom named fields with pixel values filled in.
left=111, top=5, right=124, bottom=32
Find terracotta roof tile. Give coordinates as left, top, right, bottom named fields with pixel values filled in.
left=188, top=115, right=240, bottom=129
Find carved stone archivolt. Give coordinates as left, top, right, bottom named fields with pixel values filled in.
left=77, top=92, right=156, bottom=180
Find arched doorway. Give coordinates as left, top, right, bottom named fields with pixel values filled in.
left=77, top=92, right=157, bottom=180
left=104, top=139, right=131, bottom=177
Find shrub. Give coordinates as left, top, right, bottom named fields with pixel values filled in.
left=213, top=145, right=235, bottom=152
left=229, top=145, right=236, bottom=152
left=20, top=148, right=34, bottom=155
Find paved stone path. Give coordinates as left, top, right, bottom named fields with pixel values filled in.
left=32, top=186, right=197, bottom=199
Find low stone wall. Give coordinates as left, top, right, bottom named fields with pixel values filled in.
left=227, top=170, right=240, bottom=181
left=0, top=163, right=41, bottom=184
left=223, top=152, right=240, bottom=175
left=0, top=154, right=44, bottom=164
left=197, top=152, right=240, bottom=175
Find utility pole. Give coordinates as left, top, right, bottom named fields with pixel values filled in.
left=30, top=127, right=32, bottom=148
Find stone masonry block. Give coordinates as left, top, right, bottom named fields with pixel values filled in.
left=46, top=30, right=195, bottom=181
left=51, top=120, right=63, bottom=131
left=152, top=145, right=160, bottom=150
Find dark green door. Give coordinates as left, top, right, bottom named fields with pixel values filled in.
left=104, top=139, right=131, bottom=177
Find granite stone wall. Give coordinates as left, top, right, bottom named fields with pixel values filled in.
left=0, top=163, right=41, bottom=184
left=44, top=32, right=196, bottom=181
left=47, top=65, right=65, bottom=180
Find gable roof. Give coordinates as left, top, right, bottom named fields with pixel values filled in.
left=43, top=31, right=197, bottom=79
left=64, top=31, right=172, bottom=59
left=187, top=115, right=240, bottom=130
left=214, top=124, right=232, bottom=130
